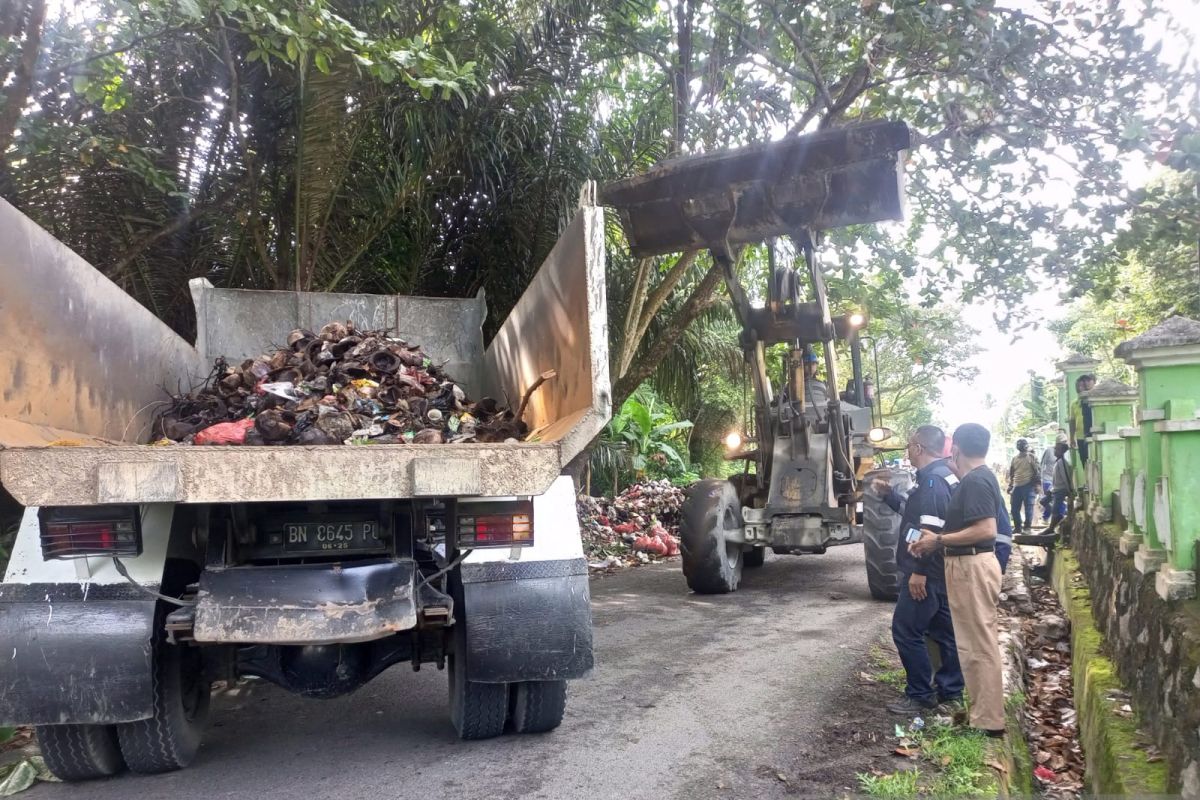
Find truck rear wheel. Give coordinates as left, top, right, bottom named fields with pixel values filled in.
left=863, top=468, right=912, bottom=601
left=448, top=651, right=509, bottom=740
left=116, top=637, right=210, bottom=774
left=37, top=724, right=125, bottom=781
left=680, top=479, right=744, bottom=594
left=509, top=680, right=567, bottom=733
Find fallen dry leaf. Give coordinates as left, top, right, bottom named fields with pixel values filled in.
left=987, top=760, right=1009, bottom=774
left=893, top=747, right=919, bottom=758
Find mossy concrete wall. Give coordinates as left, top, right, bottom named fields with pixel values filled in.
left=1065, top=514, right=1196, bottom=795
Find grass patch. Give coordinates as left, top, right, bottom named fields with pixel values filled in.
left=876, top=668, right=907, bottom=690
left=867, top=644, right=894, bottom=670
left=858, top=769, right=919, bottom=800
left=857, top=724, right=996, bottom=800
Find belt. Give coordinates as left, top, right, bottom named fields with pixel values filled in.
left=944, top=544, right=994, bottom=557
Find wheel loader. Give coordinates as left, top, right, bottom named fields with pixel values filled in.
left=600, top=120, right=912, bottom=598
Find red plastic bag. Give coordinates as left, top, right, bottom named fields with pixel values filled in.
left=194, top=418, right=254, bottom=446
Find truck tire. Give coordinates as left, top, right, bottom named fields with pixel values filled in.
left=680, top=479, right=744, bottom=594
left=448, top=649, right=509, bottom=740
left=509, top=680, right=567, bottom=734
left=37, top=724, right=125, bottom=781
left=116, top=636, right=210, bottom=774
left=862, top=468, right=912, bottom=601
left=742, top=547, right=765, bottom=568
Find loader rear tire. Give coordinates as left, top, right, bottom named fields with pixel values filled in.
left=863, top=468, right=912, bottom=601
left=680, top=479, right=744, bottom=594
left=509, top=680, right=567, bottom=734
left=37, top=724, right=125, bottom=781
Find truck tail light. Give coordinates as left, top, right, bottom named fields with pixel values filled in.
left=456, top=501, right=533, bottom=548
left=38, top=506, right=142, bottom=559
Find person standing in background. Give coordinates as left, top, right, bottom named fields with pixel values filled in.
left=1039, top=438, right=1058, bottom=523
left=1006, top=438, right=1040, bottom=532
left=1069, top=374, right=1097, bottom=473
left=1044, top=441, right=1076, bottom=537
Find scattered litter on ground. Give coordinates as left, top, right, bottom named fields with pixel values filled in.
left=1020, top=574, right=1085, bottom=799
left=578, top=480, right=684, bottom=573
left=156, top=321, right=537, bottom=446
left=0, top=756, right=58, bottom=795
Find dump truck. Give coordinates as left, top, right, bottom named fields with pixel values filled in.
left=0, top=186, right=609, bottom=780
left=600, top=120, right=912, bottom=599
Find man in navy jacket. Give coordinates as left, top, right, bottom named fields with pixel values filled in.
left=872, top=425, right=964, bottom=714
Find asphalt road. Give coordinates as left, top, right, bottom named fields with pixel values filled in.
left=31, top=546, right=893, bottom=800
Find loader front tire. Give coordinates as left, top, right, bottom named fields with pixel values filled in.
left=863, top=468, right=911, bottom=601
left=680, top=479, right=744, bottom=594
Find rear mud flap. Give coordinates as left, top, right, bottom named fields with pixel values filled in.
left=0, top=584, right=156, bottom=725
left=460, top=557, right=592, bottom=683
left=194, top=561, right=421, bottom=645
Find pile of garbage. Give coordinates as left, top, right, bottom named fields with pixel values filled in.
left=1022, top=582, right=1085, bottom=798
left=577, top=480, right=685, bottom=572
left=155, top=321, right=534, bottom=446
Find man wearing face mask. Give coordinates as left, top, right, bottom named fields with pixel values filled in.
left=909, top=423, right=1006, bottom=737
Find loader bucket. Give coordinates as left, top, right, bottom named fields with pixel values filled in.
left=599, top=120, right=910, bottom=258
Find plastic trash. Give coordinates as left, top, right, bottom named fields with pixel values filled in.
left=194, top=418, right=255, bottom=446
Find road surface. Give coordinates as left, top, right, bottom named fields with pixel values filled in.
left=31, top=546, right=893, bottom=800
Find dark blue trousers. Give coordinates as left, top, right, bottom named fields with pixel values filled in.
left=891, top=575, right=964, bottom=705
left=1010, top=482, right=1036, bottom=530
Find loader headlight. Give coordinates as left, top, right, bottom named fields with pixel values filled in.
left=848, top=312, right=866, bottom=328
left=723, top=431, right=743, bottom=451
left=867, top=426, right=893, bottom=444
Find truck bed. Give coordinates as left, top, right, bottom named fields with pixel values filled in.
left=0, top=190, right=608, bottom=505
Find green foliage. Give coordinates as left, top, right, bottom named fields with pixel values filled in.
left=857, top=769, right=919, bottom=800
left=920, top=726, right=992, bottom=798
left=860, top=724, right=995, bottom=800
left=590, top=386, right=695, bottom=495
left=1051, top=172, right=1200, bottom=374
left=996, top=373, right=1059, bottom=441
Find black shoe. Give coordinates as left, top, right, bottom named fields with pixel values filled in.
left=886, top=696, right=936, bottom=715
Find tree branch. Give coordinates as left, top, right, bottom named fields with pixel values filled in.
left=612, top=259, right=725, bottom=409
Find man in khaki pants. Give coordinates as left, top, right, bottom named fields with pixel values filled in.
left=911, top=423, right=1005, bottom=736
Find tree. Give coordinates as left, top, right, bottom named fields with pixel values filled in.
left=1050, top=171, right=1200, bottom=376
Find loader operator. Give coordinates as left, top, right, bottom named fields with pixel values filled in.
left=801, top=348, right=829, bottom=408
left=871, top=425, right=964, bottom=716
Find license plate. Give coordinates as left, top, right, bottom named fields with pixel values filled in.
left=280, top=521, right=382, bottom=553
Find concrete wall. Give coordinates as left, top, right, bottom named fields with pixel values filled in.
left=190, top=281, right=488, bottom=395
left=1068, top=514, right=1200, bottom=797
left=0, top=199, right=205, bottom=446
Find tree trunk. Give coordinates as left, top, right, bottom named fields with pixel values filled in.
left=0, top=0, right=47, bottom=162
left=611, top=259, right=725, bottom=410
